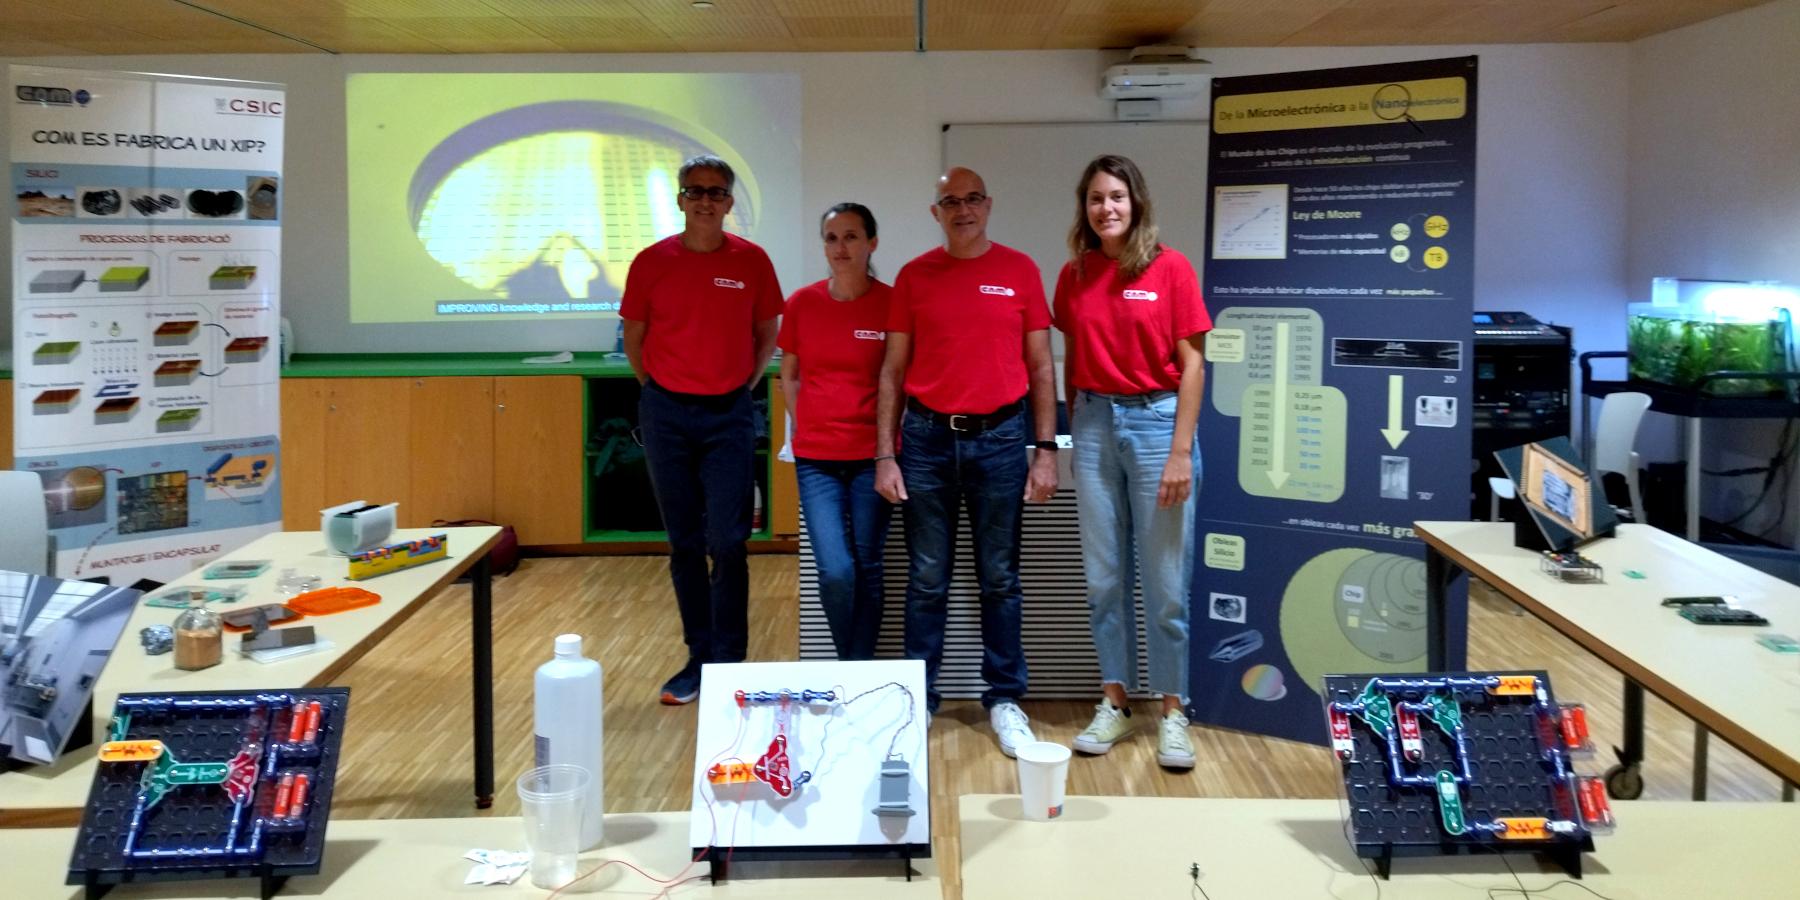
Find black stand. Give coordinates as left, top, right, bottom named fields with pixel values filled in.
left=1364, top=841, right=1588, bottom=880
left=81, top=869, right=290, bottom=899
left=703, top=844, right=925, bottom=885
left=470, top=552, right=495, bottom=809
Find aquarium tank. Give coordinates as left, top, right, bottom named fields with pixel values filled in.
left=1628, top=279, right=1800, bottom=396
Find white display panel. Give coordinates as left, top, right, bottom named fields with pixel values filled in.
left=687, top=660, right=929, bottom=853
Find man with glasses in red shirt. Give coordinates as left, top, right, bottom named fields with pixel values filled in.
left=874, top=167, right=1060, bottom=757
left=623, top=154, right=783, bottom=705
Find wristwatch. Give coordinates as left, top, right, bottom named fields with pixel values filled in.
left=1034, top=440, right=1059, bottom=452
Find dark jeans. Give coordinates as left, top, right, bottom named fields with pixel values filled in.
left=899, top=405, right=1030, bottom=712
left=796, top=458, right=893, bottom=660
left=639, top=380, right=754, bottom=665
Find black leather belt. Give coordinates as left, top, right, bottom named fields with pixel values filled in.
left=906, top=397, right=1022, bottom=434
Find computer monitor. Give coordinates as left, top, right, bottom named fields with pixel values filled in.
left=1493, top=437, right=1618, bottom=551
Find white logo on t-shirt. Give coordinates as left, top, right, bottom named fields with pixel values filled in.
left=979, top=285, right=1016, bottom=297
left=714, top=278, right=746, bottom=289
left=1123, top=289, right=1159, bottom=301
left=853, top=330, right=886, bottom=341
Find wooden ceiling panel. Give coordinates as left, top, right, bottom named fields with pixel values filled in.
left=791, top=35, right=914, bottom=50
left=774, top=0, right=911, bottom=15
left=1549, top=0, right=1760, bottom=43
left=516, top=16, right=668, bottom=41
left=0, top=0, right=1775, bottom=55
left=1172, top=0, right=1339, bottom=47
left=254, top=16, right=451, bottom=51
left=342, top=0, right=506, bottom=16
left=784, top=16, right=913, bottom=39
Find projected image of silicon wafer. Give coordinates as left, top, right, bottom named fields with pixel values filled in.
left=410, top=103, right=759, bottom=309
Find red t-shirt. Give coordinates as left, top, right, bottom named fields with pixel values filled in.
left=776, top=279, right=893, bottom=460
left=887, top=243, right=1050, bottom=414
left=1053, top=247, right=1211, bottom=395
left=621, top=233, right=784, bottom=395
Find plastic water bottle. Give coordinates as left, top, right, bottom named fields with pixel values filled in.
left=534, top=634, right=604, bottom=849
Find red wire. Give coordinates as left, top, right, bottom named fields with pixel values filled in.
left=547, top=701, right=756, bottom=897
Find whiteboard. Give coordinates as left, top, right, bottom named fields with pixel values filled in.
left=941, top=121, right=1213, bottom=313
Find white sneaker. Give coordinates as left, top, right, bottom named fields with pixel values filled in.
left=1157, top=710, right=1197, bottom=769
left=1072, top=699, right=1134, bottom=755
left=989, top=701, right=1037, bottom=758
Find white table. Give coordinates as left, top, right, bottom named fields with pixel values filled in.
left=0, top=526, right=501, bottom=826
left=961, top=794, right=1800, bottom=899
left=3, top=812, right=940, bottom=898
left=1417, top=520, right=1800, bottom=799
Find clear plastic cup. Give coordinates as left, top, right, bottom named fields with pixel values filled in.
left=1015, top=741, right=1071, bottom=821
left=517, top=764, right=590, bottom=889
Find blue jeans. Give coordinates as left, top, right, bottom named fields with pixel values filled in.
left=795, top=458, right=893, bottom=660
left=899, top=405, right=1030, bottom=712
left=639, top=380, right=754, bottom=665
left=1071, top=390, right=1199, bottom=703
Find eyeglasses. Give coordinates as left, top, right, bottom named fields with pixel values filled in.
left=935, top=192, right=988, bottom=210
left=679, top=186, right=732, bottom=201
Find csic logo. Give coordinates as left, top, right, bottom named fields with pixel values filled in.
left=714, top=278, right=746, bottom=289
left=1122, top=289, right=1159, bottom=301
left=216, top=96, right=283, bottom=116
left=853, top=330, right=885, bottom=341
left=978, top=285, right=1015, bottom=297
left=17, top=85, right=85, bottom=106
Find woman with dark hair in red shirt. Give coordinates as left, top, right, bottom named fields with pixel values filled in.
left=778, top=203, right=894, bottom=659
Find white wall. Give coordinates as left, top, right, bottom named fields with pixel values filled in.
left=1626, top=0, right=1800, bottom=542
left=3, top=43, right=1630, bottom=360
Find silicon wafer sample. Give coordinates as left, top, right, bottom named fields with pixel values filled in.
left=34, top=388, right=80, bottom=415
left=34, top=341, right=81, bottom=365
left=30, top=269, right=85, bottom=293
left=225, top=337, right=269, bottom=363
left=100, top=266, right=151, bottom=292
left=209, top=266, right=257, bottom=290
left=155, top=359, right=202, bottom=387
left=157, top=408, right=201, bottom=433
left=154, top=321, right=200, bottom=346
left=95, top=397, right=141, bottom=424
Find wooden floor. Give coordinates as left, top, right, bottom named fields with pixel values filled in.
left=329, top=555, right=1793, bottom=898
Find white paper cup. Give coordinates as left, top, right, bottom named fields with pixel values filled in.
left=1015, top=741, right=1071, bottom=821
left=518, top=764, right=590, bottom=889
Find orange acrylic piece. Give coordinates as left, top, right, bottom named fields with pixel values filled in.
left=707, top=761, right=756, bottom=785
left=1496, top=817, right=1549, bottom=840
left=1490, top=675, right=1537, bottom=696
left=98, top=740, right=165, bottom=763
left=287, top=586, right=380, bottom=616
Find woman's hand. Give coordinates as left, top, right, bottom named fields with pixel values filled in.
left=1158, top=453, right=1192, bottom=508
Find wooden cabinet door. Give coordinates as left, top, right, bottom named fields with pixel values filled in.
left=322, top=378, right=414, bottom=518
left=279, top=378, right=329, bottom=529
left=493, top=376, right=582, bottom=544
left=406, top=377, right=495, bottom=527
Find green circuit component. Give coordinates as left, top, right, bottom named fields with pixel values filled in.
left=1425, top=692, right=1463, bottom=735
left=1357, top=681, right=1395, bottom=735
left=108, top=713, right=132, bottom=743
left=1435, top=769, right=1466, bottom=835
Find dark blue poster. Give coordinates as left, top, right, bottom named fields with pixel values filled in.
left=1191, top=57, right=1476, bottom=745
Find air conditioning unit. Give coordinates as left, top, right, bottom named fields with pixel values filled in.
left=1100, top=45, right=1211, bottom=100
